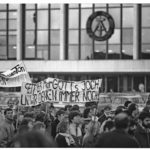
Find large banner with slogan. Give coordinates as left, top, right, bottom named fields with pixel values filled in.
left=0, top=62, right=31, bottom=87
left=21, top=77, right=102, bottom=106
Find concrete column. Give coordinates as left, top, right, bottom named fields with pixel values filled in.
left=16, top=4, right=23, bottom=60
left=60, top=4, right=69, bottom=60
left=133, top=4, right=141, bottom=59
left=123, top=77, right=128, bottom=92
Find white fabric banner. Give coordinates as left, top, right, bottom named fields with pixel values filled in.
left=0, top=62, right=31, bottom=87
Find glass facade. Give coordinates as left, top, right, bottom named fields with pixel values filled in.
left=0, top=3, right=150, bottom=92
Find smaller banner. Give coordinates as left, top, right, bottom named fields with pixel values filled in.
left=0, top=62, right=31, bottom=87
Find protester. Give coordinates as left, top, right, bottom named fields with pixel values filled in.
left=55, top=120, right=76, bottom=147
left=51, top=109, right=65, bottom=138
left=18, top=117, right=33, bottom=134
left=33, top=121, right=46, bottom=134
left=128, top=103, right=139, bottom=121
left=0, top=108, right=15, bottom=147
left=82, top=120, right=101, bottom=147
left=69, top=111, right=83, bottom=147
left=12, top=130, right=56, bottom=147
left=134, top=111, right=150, bottom=147
left=95, top=112, right=139, bottom=148
left=128, top=119, right=137, bottom=137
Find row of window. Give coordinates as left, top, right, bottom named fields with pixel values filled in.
left=0, top=4, right=150, bottom=60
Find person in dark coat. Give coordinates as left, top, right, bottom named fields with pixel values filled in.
left=134, top=111, right=150, bottom=147
left=55, top=120, right=76, bottom=147
left=51, top=109, right=65, bottom=138
left=95, top=112, right=139, bottom=148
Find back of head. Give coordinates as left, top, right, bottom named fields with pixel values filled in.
left=124, top=100, right=132, bottom=108
left=83, top=107, right=91, bottom=118
left=103, top=120, right=115, bottom=131
left=13, top=130, right=56, bottom=147
left=33, top=121, right=45, bottom=130
left=24, top=112, right=35, bottom=119
left=139, top=111, right=150, bottom=121
left=35, top=111, right=46, bottom=122
left=70, top=105, right=80, bottom=112
left=127, top=103, right=137, bottom=116
left=114, top=112, right=129, bottom=130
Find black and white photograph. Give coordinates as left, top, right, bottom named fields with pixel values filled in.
left=0, top=1, right=150, bottom=148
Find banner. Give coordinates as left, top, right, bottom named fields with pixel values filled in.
left=21, top=77, right=102, bottom=106
left=0, top=62, right=31, bottom=87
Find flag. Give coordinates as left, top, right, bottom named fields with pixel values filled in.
left=0, top=62, right=31, bottom=87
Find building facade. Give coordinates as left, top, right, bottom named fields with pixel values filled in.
left=0, top=3, right=150, bottom=92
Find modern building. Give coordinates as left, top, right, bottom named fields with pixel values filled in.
left=0, top=3, right=150, bottom=93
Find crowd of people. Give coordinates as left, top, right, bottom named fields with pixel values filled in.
left=0, top=100, right=150, bottom=148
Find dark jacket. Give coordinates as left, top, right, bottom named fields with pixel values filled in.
left=134, top=124, right=150, bottom=147
left=55, top=133, right=75, bottom=147
left=95, top=129, right=139, bottom=148
left=51, top=119, right=59, bottom=138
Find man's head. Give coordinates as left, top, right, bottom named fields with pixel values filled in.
left=114, top=112, right=129, bottom=130
left=69, top=111, right=81, bottom=124
left=4, top=108, right=13, bottom=121
left=139, top=111, right=150, bottom=129
left=56, top=109, right=65, bottom=121
left=103, top=120, right=115, bottom=132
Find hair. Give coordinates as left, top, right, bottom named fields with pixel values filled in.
left=35, top=111, right=46, bottom=122
left=70, top=105, right=80, bottom=111
left=20, top=117, right=33, bottom=126
left=4, top=108, right=13, bottom=115
left=12, top=130, right=57, bottom=147
left=124, top=100, right=132, bottom=108
left=139, top=111, right=150, bottom=121
left=83, top=107, right=91, bottom=118
left=56, top=120, right=69, bottom=133
left=24, top=112, right=35, bottom=119
left=142, top=106, right=150, bottom=113
left=56, top=110, right=65, bottom=118
left=103, top=120, right=115, bottom=131
left=114, top=112, right=129, bottom=129
left=127, top=103, right=137, bottom=116
left=68, top=111, right=81, bottom=123
left=18, top=118, right=33, bottom=134
left=33, top=121, right=46, bottom=130
left=64, top=105, right=72, bottom=111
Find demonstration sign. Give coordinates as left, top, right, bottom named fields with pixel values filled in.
left=0, top=62, right=31, bottom=87
left=21, top=77, right=102, bottom=106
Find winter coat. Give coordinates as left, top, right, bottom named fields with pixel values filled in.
left=55, top=133, right=75, bottom=147
left=95, top=129, right=140, bottom=148
left=0, top=119, right=15, bottom=147
left=134, top=124, right=150, bottom=147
